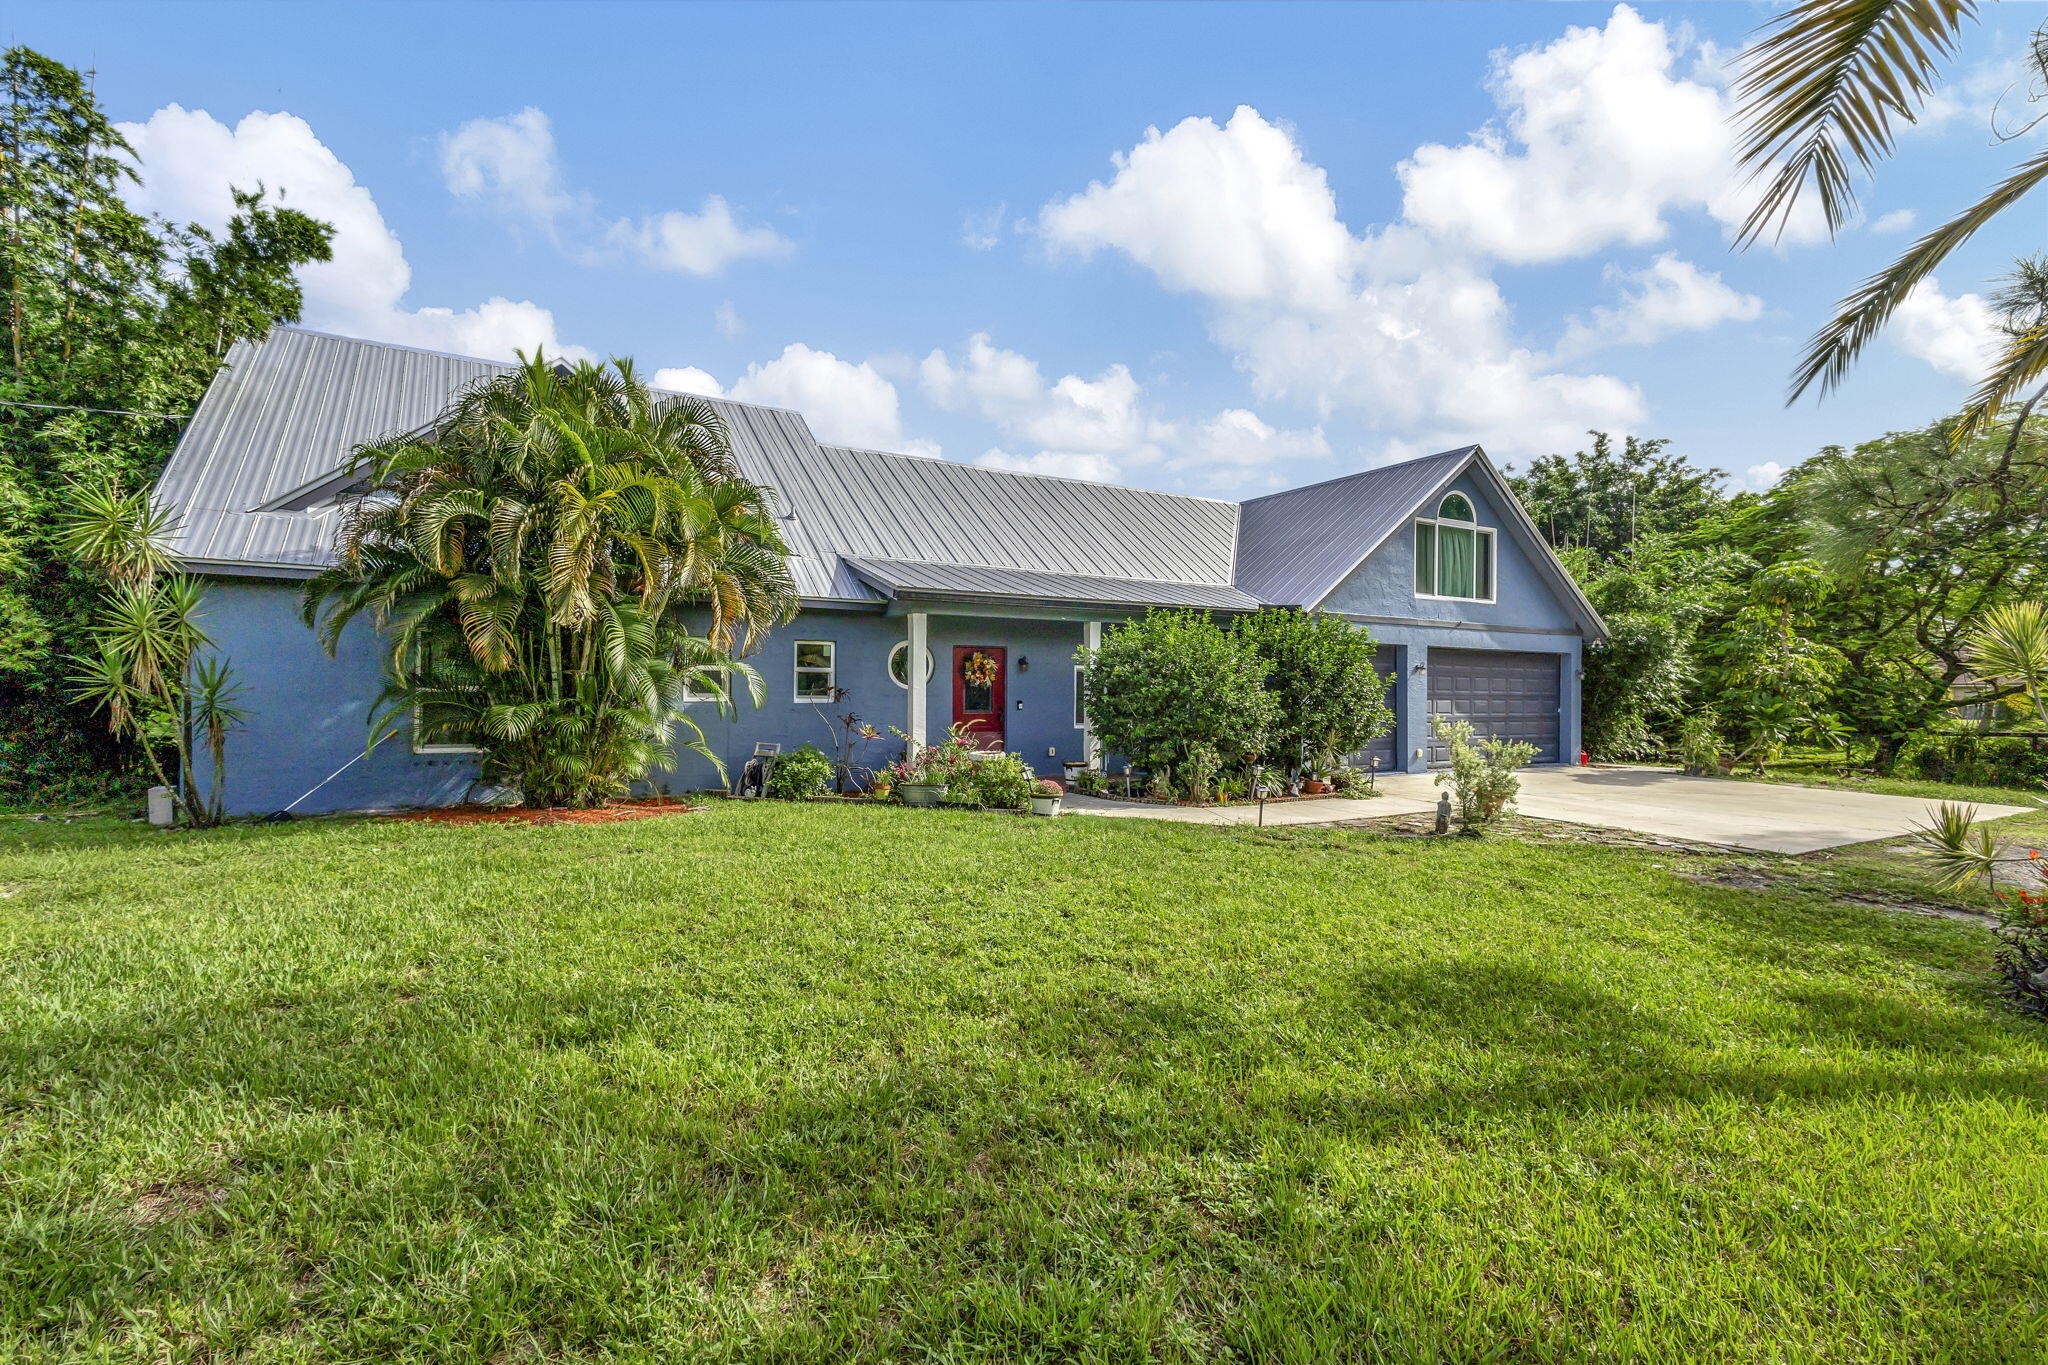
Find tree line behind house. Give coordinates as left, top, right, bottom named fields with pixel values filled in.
left=1516, top=425, right=2048, bottom=784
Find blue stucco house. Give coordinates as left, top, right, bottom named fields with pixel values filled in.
left=153, top=328, right=1606, bottom=814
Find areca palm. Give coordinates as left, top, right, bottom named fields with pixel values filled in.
left=302, top=353, right=797, bottom=808
left=1734, top=1, right=2048, bottom=433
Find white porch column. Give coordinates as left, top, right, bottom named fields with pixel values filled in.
left=906, top=610, right=928, bottom=749
left=1081, top=619, right=1103, bottom=768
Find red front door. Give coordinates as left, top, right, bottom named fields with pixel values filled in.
left=952, top=646, right=1006, bottom=749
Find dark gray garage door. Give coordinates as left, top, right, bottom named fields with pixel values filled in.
left=1350, top=646, right=1399, bottom=773
left=1427, top=649, right=1560, bottom=766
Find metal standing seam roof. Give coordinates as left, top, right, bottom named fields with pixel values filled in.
left=152, top=326, right=1600, bottom=636
left=841, top=556, right=1261, bottom=611
left=1233, top=447, right=1476, bottom=607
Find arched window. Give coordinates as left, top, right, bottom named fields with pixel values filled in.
left=1415, top=491, right=1495, bottom=602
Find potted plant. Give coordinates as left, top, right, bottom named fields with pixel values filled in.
left=1029, top=778, right=1064, bottom=817
left=884, top=723, right=980, bottom=807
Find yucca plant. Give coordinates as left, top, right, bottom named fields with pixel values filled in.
left=1734, top=2, right=2048, bottom=435
left=58, top=485, right=242, bottom=826
left=302, top=353, right=797, bottom=808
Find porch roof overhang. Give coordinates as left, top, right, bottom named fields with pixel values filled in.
left=841, top=555, right=1260, bottom=614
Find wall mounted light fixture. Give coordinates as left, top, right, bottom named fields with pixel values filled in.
left=1017, top=655, right=1029, bottom=672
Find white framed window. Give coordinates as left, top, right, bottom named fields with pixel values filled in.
left=1073, top=665, right=1088, bottom=729
left=681, top=667, right=729, bottom=704
left=410, top=640, right=480, bottom=755
left=888, top=640, right=933, bottom=689
left=794, top=639, right=836, bottom=701
left=1414, top=493, right=1496, bottom=603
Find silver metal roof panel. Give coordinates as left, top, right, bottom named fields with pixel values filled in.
left=842, top=556, right=1261, bottom=611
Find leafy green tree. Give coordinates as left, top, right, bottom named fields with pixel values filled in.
left=1510, top=433, right=1725, bottom=555
left=1080, top=609, right=1277, bottom=780
left=1695, top=560, right=1845, bottom=771
left=0, top=45, right=331, bottom=802
left=1789, top=415, right=2048, bottom=766
left=301, top=355, right=797, bottom=809
left=1567, top=537, right=1748, bottom=758
left=1230, top=608, right=1392, bottom=778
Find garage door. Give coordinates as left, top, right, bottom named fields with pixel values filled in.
left=1427, top=649, right=1560, bottom=766
left=1350, top=646, right=1399, bottom=773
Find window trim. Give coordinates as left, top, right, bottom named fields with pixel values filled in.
left=410, top=641, right=480, bottom=755
left=1413, top=514, right=1497, bottom=605
left=681, top=666, right=729, bottom=704
left=887, top=640, right=933, bottom=690
left=1073, top=664, right=1088, bottom=729
left=793, top=639, right=836, bottom=703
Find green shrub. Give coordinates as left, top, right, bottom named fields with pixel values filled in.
left=1182, top=744, right=1220, bottom=805
left=1906, top=732, right=2048, bottom=788
left=1080, top=609, right=1277, bottom=776
left=971, top=752, right=1036, bottom=810
left=1068, top=767, right=1108, bottom=797
left=1432, top=717, right=1535, bottom=832
left=1677, top=711, right=1723, bottom=775
left=1230, top=608, right=1394, bottom=778
left=766, top=744, right=834, bottom=799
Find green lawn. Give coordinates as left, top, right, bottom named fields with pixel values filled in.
left=2, top=804, right=2044, bottom=1362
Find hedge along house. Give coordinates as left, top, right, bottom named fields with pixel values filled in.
left=153, top=328, right=1605, bottom=814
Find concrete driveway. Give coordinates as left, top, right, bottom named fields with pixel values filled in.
left=1067, top=766, right=2032, bottom=854
left=1373, top=766, right=2034, bottom=853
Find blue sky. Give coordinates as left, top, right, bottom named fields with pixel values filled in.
left=17, top=1, right=2047, bottom=496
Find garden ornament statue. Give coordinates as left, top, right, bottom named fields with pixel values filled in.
left=1434, top=791, right=1452, bottom=836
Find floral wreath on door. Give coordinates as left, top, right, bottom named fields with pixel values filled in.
left=961, top=651, right=998, bottom=688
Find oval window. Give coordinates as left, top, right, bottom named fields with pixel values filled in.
left=1436, top=492, right=1476, bottom=523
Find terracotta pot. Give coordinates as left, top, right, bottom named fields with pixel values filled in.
left=1302, top=781, right=1332, bottom=795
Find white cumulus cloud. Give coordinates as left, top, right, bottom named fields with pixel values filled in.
left=1398, top=3, right=1825, bottom=263
left=923, top=332, right=1332, bottom=488
left=1555, top=253, right=1762, bottom=357
left=922, top=333, right=1159, bottom=456
left=442, top=107, right=788, bottom=276
left=1888, top=279, right=2002, bottom=383
left=440, top=106, right=584, bottom=235
left=728, top=343, right=910, bottom=450
left=119, top=104, right=588, bottom=363
left=973, top=450, right=1125, bottom=484
left=1871, top=209, right=1917, bottom=235
left=1041, top=105, right=1355, bottom=310
left=605, top=197, right=791, bottom=277
left=650, top=366, right=724, bottom=398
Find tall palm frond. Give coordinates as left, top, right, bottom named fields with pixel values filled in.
left=1732, top=2, right=2048, bottom=432
left=1734, top=0, right=1978, bottom=246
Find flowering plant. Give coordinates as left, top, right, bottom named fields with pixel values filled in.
left=885, top=722, right=982, bottom=794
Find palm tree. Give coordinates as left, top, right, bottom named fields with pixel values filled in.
left=301, top=354, right=798, bottom=808
left=1734, top=2, right=2048, bottom=432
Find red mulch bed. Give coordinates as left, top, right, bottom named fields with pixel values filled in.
left=391, top=797, right=699, bottom=826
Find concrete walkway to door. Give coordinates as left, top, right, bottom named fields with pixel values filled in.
left=1065, top=765, right=2031, bottom=854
